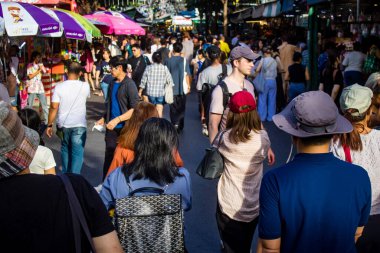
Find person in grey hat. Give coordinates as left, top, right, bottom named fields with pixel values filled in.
left=257, top=91, right=371, bottom=253
left=208, top=46, right=275, bottom=165
left=332, top=84, right=380, bottom=253
left=0, top=101, right=123, bottom=252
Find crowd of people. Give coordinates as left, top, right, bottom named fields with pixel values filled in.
left=0, top=29, right=380, bottom=253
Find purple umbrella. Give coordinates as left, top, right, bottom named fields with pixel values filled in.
left=0, top=2, right=60, bottom=36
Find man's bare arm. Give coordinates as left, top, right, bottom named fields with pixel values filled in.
left=257, top=238, right=281, bottom=253
left=93, top=231, right=124, bottom=253
left=208, top=113, right=222, bottom=144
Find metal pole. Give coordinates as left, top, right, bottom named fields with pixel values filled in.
left=308, top=5, right=318, bottom=91
left=356, top=0, right=360, bottom=21
left=50, top=38, right=54, bottom=104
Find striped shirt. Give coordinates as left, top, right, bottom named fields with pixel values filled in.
left=216, top=129, right=270, bottom=222
left=140, top=63, right=174, bottom=97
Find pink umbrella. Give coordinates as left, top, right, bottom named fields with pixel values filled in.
left=84, top=13, right=145, bottom=36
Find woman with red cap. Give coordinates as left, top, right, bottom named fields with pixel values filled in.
left=214, top=90, right=271, bottom=253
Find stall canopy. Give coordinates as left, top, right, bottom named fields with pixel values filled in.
left=282, top=0, right=295, bottom=13
left=252, top=5, right=265, bottom=19
left=263, top=1, right=282, bottom=17
left=230, top=8, right=253, bottom=24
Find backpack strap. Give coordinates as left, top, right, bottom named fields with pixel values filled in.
left=219, top=81, right=231, bottom=111
left=222, top=64, right=227, bottom=78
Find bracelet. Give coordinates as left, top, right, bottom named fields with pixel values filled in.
left=47, top=124, right=53, bottom=128
left=118, top=116, right=121, bottom=122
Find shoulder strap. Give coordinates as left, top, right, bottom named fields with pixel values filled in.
left=61, top=82, right=84, bottom=127
left=219, top=81, right=230, bottom=110
left=122, top=164, right=133, bottom=192
left=215, top=130, right=227, bottom=148
left=58, top=174, right=96, bottom=253
left=222, top=64, right=227, bottom=77
left=121, top=164, right=167, bottom=197
left=343, top=144, right=352, bottom=163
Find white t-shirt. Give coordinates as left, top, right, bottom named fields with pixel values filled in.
left=209, top=76, right=255, bottom=130
left=52, top=80, right=90, bottom=128
left=29, top=146, right=56, bottom=174
left=196, top=64, right=232, bottom=91
left=332, top=129, right=380, bottom=215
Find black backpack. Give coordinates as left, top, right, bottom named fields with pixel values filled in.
left=201, top=64, right=229, bottom=127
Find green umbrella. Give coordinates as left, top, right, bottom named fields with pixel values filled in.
left=58, top=9, right=102, bottom=38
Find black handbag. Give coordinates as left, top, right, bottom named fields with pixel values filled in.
left=114, top=168, right=185, bottom=253
left=196, top=131, right=226, bottom=179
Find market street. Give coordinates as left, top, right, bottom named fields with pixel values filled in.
left=44, top=90, right=292, bottom=253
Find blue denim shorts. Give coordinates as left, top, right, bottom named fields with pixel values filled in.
left=148, top=96, right=165, bottom=105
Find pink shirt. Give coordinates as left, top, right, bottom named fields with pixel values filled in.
left=27, top=63, right=46, bottom=94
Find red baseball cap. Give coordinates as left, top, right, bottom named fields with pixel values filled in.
left=229, top=91, right=256, bottom=113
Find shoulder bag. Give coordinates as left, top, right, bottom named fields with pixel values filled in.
left=114, top=167, right=185, bottom=253
left=182, top=57, right=190, bottom=95
left=253, top=59, right=275, bottom=93
left=56, top=82, right=84, bottom=140
left=58, top=174, right=96, bottom=253
left=164, top=66, right=174, bottom=104
left=196, top=131, right=226, bottom=179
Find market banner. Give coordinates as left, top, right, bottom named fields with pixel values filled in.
left=263, top=1, right=282, bottom=18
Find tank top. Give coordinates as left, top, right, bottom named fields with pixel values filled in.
left=288, top=63, right=306, bottom=83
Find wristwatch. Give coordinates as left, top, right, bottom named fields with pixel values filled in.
left=47, top=124, right=53, bottom=128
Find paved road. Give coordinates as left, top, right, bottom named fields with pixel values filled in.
left=44, top=90, right=292, bottom=253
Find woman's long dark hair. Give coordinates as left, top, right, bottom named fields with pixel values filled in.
left=123, top=118, right=181, bottom=185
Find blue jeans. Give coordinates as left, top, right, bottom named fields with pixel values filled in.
left=148, top=95, right=165, bottom=105
left=344, top=71, right=363, bottom=86
left=100, top=82, right=109, bottom=102
left=258, top=79, right=277, bottom=121
left=28, top=92, right=49, bottom=124
left=61, top=127, right=87, bottom=174
left=288, top=82, right=306, bottom=102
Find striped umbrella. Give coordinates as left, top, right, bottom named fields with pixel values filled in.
left=0, top=17, right=4, bottom=36
left=41, top=7, right=92, bottom=42
left=58, top=9, right=102, bottom=38
left=0, top=2, right=60, bottom=37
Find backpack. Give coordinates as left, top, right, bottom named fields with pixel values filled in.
left=201, top=66, right=229, bottom=127
left=114, top=166, right=185, bottom=252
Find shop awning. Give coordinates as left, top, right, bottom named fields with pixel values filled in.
left=263, top=1, right=282, bottom=17
left=1, top=0, right=71, bottom=5
left=251, top=5, right=265, bottom=19
left=307, top=0, right=329, bottom=5
left=230, top=8, right=253, bottom=23
left=282, top=0, right=295, bottom=13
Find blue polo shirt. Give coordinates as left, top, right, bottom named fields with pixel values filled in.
left=110, top=82, right=124, bottom=129
left=259, top=153, right=371, bottom=253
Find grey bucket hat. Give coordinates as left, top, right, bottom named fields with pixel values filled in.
left=273, top=91, right=353, bottom=137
